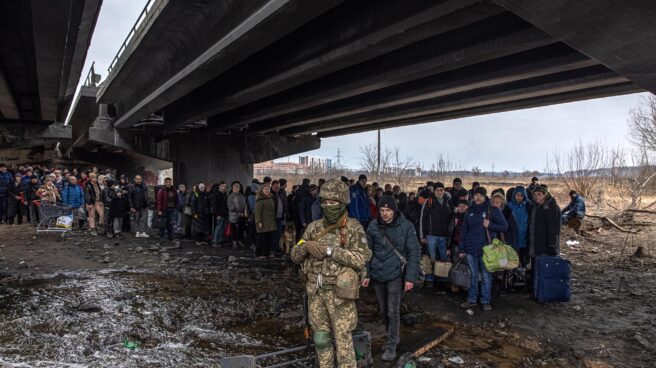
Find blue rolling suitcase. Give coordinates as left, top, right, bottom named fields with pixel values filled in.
left=533, top=256, right=571, bottom=303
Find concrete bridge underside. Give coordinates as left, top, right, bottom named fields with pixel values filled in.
left=69, top=0, right=656, bottom=182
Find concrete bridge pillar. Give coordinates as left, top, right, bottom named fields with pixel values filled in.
left=170, top=133, right=320, bottom=187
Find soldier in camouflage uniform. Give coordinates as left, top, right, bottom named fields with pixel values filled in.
left=291, top=179, right=372, bottom=368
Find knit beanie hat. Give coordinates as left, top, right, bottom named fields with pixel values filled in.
left=491, top=192, right=506, bottom=203
left=377, top=195, right=398, bottom=212
left=474, top=186, right=487, bottom=197
left=534, top=184, right=549, bottom=195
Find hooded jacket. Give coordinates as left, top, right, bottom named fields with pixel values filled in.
left=460, top=199, right=508, bottom=256
left=348, top=183, right=370, bottom=222
left=507, top=186, right=529, bottom=249
left=255, top=192, right=277, bottom=233
left=366, top=212, right=421, bottom=284
left=529, top=195, right=561, bottom=257
left=61, top=183, right=84, bottom=209
left=563, top=195, right=586, bottom=219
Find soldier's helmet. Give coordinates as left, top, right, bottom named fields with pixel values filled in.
left=319, top=179, right=351, bottom=205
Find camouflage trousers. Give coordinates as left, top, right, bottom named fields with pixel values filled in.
left=309, top=287, right=358, bottom=368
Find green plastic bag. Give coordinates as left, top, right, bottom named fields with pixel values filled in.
left=482, top=238, right=519, bottom=272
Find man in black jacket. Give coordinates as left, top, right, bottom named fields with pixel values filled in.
left=128, top=175, right=150, bottom=238
left=420, top=182, right=453, bottom=286
left=362, top=195, right=420, bottom=362
left=529, top=184, right=561, bottom=258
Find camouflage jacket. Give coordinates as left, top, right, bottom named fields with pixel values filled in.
left=291, top=217, right=372, bottom=290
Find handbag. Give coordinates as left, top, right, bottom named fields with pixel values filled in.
left=434, top=261, right=452, bottom=278
left=151, top=215, right=167, bottom=229
left=449, top=257, right=471, bottom=289
left=183, top=206, right=192, bottom=216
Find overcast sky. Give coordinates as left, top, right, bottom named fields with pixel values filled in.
left=80, top=1, right=647, bottom=172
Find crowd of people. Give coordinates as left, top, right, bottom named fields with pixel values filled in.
left=0, top=162, right=589, bottom=364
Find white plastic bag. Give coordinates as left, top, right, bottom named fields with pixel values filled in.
left=56, top=215, right=73, bottom=229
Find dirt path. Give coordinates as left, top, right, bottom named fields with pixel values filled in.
left=0, top=221, right=654, bottom=367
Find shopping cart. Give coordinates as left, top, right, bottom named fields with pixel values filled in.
left=36, top=201, right=74, bottom=236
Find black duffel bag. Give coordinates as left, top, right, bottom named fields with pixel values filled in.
left=151, top=215, right=167, bottom=229
left=449, top=257, right=472, bottom=289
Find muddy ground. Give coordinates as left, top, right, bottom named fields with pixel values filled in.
left=0, top=214, right=654, bottom=368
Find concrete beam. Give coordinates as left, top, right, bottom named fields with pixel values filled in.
left=165, top=0, right=497, bottom=128
left=494, top=0, right=656, bottom=94
left=249, top=45, right=597, bottom=133
left=68, top=85, right=100, bottom=149
left=285, top=68, right=630, bottom=135
left=69, top=148, right=170, bottom=184
left=57, top=0, right=103, bottom=122
left=209, top=17, right=556, bottom=132
left=0, top=122, right=71, bottom=149
left=320, top=82, right=641, bottom=137
left=107, top=0, right=345, bottom=128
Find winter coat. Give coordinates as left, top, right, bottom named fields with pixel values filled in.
left=420, top=194, right=453, bottom=238
left=109, top=189, right=129, bottom=218
left=84, top=182, right=102, bottom=205
left=529, top=195, right=561, bottom=257
left=190, top=191, right=211, bottom=216
left=563, top=195, right=586, bottom=219
left=311, top=197, right=322, bottom=222
left=255, top=193, right=277, bottom=233
left=366, top=212, right=421, bottom=284
left=228, top=192, right=246, bottom=223
left=527, top=183, right=539, bottom=202
left=348, top=183, right=370, bottom=222
left=127, top=183, right=149, bottom=209
left=460, top=200, right=508, bottom=256
left=156, top=186, right=179, bottom=212
left=61, top=184, right=84, bottom=209
left=507, top=186, right=529, bottom=249
left=101, top=187, right=113, bottom=207
left=299, top=191, right=315, bottom=225
left=37, top=184, right=60, bottom=202
left=501, top=206, right=519, bottom=249
left=210, top=190, right=229, bottom=217
left=272, top=189, right=288, bottom=219
left=0, top=171, right=12, bottom=197
left=7, top=181, right=24, bottom=217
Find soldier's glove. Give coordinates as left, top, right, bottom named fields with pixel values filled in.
left=306, top=241, right=328, bottom=259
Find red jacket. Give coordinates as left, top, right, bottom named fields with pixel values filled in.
left=156, top=186, right=179, bottom=212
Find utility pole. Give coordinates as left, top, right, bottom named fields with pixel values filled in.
left=336, top=148, right=343, bottom=170
left=376, top=129, right=381, bottom=179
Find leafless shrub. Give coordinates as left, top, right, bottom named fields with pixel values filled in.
left=551, top=140, right=608, bottom=199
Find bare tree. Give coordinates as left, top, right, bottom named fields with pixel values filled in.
left=389, top=147, right=416, bottom=191
left=628, top=94, right=656, bottom=151
left=611, top=149, right=656, bottom=210
left=359, top=144, right=378, bottom=178
left=471, top=166, right=482, bottom=177
left=551, top=140, right=608, bottom=198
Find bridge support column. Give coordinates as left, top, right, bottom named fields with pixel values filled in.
left=170, top=133, right=320, bottom=186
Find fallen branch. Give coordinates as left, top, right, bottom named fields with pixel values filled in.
left=626, top=209, right=656, bottom=215
left=586, top=215, right=639, bottom=233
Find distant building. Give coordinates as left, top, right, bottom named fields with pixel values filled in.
left=254, top=155, right=333, bottom=175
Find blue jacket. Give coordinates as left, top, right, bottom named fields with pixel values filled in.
left=460, top=199, right=508, bottom=256
left=61, top=184, right=85, bottom=209
left=0, top=171, right=12, bottom=197
left=348, top=183, right=370, bottom=222
left=563, top=195, right=586, bottom=218
left=507, top=186, right=529, bottom=249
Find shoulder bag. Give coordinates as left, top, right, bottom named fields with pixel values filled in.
left=380, top=227, right=425, bottom=285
